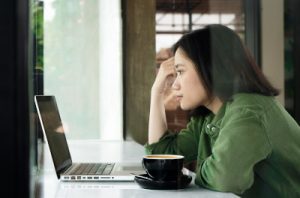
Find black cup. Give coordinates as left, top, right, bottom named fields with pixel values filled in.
left=142, top=154, right=184, bottom=181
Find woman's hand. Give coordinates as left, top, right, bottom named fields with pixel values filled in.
left=148, top=57, right=175, bottom=144
left=152, top=57, right=176, bottom=95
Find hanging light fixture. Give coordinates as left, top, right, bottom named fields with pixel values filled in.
left=171, top=0, right=176, bottom=28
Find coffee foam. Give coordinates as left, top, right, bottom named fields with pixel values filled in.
left=144, top=154, right=184, bottom=159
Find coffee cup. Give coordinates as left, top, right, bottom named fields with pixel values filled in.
left=142, top=154, right=184, bottom=181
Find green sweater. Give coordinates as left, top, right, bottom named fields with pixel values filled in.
left=145, top=93, right=300, bottom=197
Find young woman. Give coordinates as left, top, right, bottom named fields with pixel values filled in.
left=146, top=24, right=300, bottom=197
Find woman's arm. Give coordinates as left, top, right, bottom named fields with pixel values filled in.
left=146, top=116, right=203, bottom=163
left=195, top=108, right=271, bottom=194
left=148, top=57, right=175, bottom=144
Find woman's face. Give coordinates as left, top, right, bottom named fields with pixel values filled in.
left=172, top=48, right=210, bottom=110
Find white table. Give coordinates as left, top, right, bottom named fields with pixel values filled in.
left=36, top=140, right=239, bottom=198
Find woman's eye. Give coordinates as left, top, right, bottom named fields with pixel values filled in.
left=176, top=70, right=183, bottom=76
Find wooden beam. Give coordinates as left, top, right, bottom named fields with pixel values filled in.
left=123, top=0, right=156, bottom=144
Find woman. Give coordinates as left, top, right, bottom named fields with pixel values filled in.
left=146, top=24, right=300, bottom=197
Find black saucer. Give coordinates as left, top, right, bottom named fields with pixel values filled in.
left=134, top=174, right=192, bottom=190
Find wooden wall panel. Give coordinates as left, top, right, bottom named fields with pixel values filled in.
left=123, top=0, right=156, bottom=144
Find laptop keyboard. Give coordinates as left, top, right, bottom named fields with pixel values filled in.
left=70, top=163, right=115, bottom=175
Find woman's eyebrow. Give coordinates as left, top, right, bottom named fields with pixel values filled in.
left=175, top=64, right=184, bottom=69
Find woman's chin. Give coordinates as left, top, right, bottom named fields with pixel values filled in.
left=180, top=102, right=201, bottom=111
left=180, top=104, right=191, bottom=111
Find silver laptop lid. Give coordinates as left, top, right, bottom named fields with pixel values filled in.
left=34, top=95, right=72, bottom=178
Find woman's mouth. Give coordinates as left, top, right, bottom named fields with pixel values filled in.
left=175, top=95, right=183, bottom=102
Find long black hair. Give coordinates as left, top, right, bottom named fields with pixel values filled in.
left=172, top=24, right=279, bottom=116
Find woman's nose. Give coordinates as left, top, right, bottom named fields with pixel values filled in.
left=172, top=77, right=180, bottom=90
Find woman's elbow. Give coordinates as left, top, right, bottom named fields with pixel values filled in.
left=194, top=172, right=253, bottom=195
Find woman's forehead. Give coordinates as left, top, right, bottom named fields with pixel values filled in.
left=174, top=48, right=187, bottom=61
left=174, top=48, right=193, bottom=64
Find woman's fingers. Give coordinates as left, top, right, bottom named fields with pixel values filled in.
left=158, top=57, right=175, bottom=79
left=152, top=57, right=175, bottom=94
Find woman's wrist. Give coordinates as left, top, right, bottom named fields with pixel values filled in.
left=151, top=85, right=164, bottom=96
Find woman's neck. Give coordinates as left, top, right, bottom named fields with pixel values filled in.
left=205, top=97, right=223, bottom=115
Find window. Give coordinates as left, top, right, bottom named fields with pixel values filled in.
left=43, top=0, right=123, bottom=140
left=156, top=0, right=245, bottom=52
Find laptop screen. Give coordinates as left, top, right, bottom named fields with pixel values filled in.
left=35, top=95, right=72, bottom=178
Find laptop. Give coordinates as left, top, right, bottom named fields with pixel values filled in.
left=34, top=95, right=145, bottom=181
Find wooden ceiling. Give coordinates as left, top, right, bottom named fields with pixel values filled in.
left=156, top=0, right=243, bottom=14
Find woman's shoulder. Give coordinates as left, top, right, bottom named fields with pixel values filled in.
left=225, top=93, right=276, bottom=116
left=230, top=93, right=275, bottom=108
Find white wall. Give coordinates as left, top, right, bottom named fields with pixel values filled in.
left=261, top=0, right=284, bottom=104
